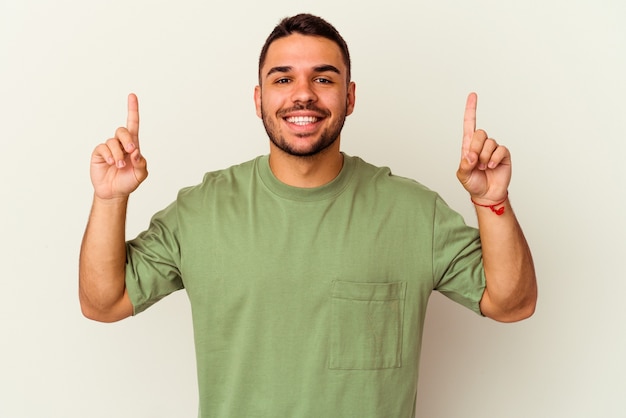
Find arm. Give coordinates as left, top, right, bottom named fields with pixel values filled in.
left=456, top=93, right=537, bottom=322
left=79, top=93, right=148, bottom=322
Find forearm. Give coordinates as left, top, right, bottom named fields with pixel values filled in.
left=79, top=195, right=132, bottom=321
left=476, top=198, right=537, bottom=322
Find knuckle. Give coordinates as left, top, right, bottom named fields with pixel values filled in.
left=94, top=143, right=110, bottom=157
left=486, top=138, right=498, bottom=148
left=475, top=129, right=488, bottom=138
left=104, top=138, right=124, bottom=155
left=105, top=137, right=119, bottom=146
left=115, top=126, right=129, bottom=139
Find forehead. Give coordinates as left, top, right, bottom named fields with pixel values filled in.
left=262, top=34, right=346, bottom=73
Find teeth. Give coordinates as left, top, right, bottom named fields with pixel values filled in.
left=286, top=116, right=318, bottom=125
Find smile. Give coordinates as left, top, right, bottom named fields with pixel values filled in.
left=285, top=116, right=319, bottom=125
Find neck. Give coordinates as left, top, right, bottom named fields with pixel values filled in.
left=268, top=141, right=344, bottom=188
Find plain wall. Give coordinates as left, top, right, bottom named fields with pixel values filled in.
left=1, top=0, right=624, bottom=416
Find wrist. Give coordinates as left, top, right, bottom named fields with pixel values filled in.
left=93, top=194, right=130, bottom=207
left=471, top=192, right=508, bottom=216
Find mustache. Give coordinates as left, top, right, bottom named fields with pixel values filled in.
left=277, top=102, right=330, bottom=118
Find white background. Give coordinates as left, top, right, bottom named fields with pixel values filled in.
left=1, top=0, right=624, bottom=417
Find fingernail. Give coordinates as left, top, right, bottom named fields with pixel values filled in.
left=117, top=160, right=126, bottom=168
left=106, top=157, right=115, bottom=165
left=126, top=143, right=135, bottom=152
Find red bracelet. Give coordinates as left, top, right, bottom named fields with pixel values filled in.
left=471, top=192, right=508, bottom=216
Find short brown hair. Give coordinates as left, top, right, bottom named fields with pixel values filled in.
left=258, top=14, right=351, bottom=84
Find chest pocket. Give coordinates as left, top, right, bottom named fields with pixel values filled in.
left=329, top=281, right=406, bottom=370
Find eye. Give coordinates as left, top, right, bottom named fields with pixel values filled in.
left=315, top=77, right=332, bottom=84
left=275, top=78, right=291, bottom=84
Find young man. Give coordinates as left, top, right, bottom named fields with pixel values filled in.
left=80, top=13, right=537, bottom=417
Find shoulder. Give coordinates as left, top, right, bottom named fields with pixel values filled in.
left=347, top=155, right=438, bottom=201
left=176, top=156, right=261, bottom=200
left=346, top=155, right=469, bottom=231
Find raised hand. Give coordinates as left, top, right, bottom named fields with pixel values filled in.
left=456, top=92, right=510, bottom=205
left=90, top=93, right=148, bottom=200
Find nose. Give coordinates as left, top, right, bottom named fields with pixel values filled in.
left=291, top=79, right=317, bottom=104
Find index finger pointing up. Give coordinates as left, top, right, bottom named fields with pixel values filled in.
left=127, top=93, right=140, bottom=139
left=463, top=92, right=477, bottom=154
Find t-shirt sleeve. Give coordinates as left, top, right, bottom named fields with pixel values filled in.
left=125, top=201, right=184, bottom=315
left=431, top=196, right=486, bottom=316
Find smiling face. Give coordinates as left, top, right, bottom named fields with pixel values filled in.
left=255, top=34, right=356, bottom=158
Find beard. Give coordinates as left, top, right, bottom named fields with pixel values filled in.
left=260, top=102, right=347, bottom=158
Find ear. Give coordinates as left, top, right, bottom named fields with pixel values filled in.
left=346, top=81, right=356, bottom=116
left=254, top=85, right=262, bottom=118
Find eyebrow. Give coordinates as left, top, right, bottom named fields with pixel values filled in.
left=265, top=64, right=342, bottom=79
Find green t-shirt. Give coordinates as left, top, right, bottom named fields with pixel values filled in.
left=125, top=154, right=485, bottom=417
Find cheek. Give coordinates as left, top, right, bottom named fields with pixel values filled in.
left=258, top=93, right=282, bottom=116
left=331, top=97, right=349, bottom=115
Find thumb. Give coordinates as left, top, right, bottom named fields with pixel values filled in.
left=129, top=148, right=149, bottom=184
left=456, top=151, right=478, bottom=183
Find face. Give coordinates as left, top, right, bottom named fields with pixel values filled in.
left=255, top=34, right=356, bottom=157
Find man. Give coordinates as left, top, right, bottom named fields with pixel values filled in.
left=80, top=13, right=537, bottom=417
